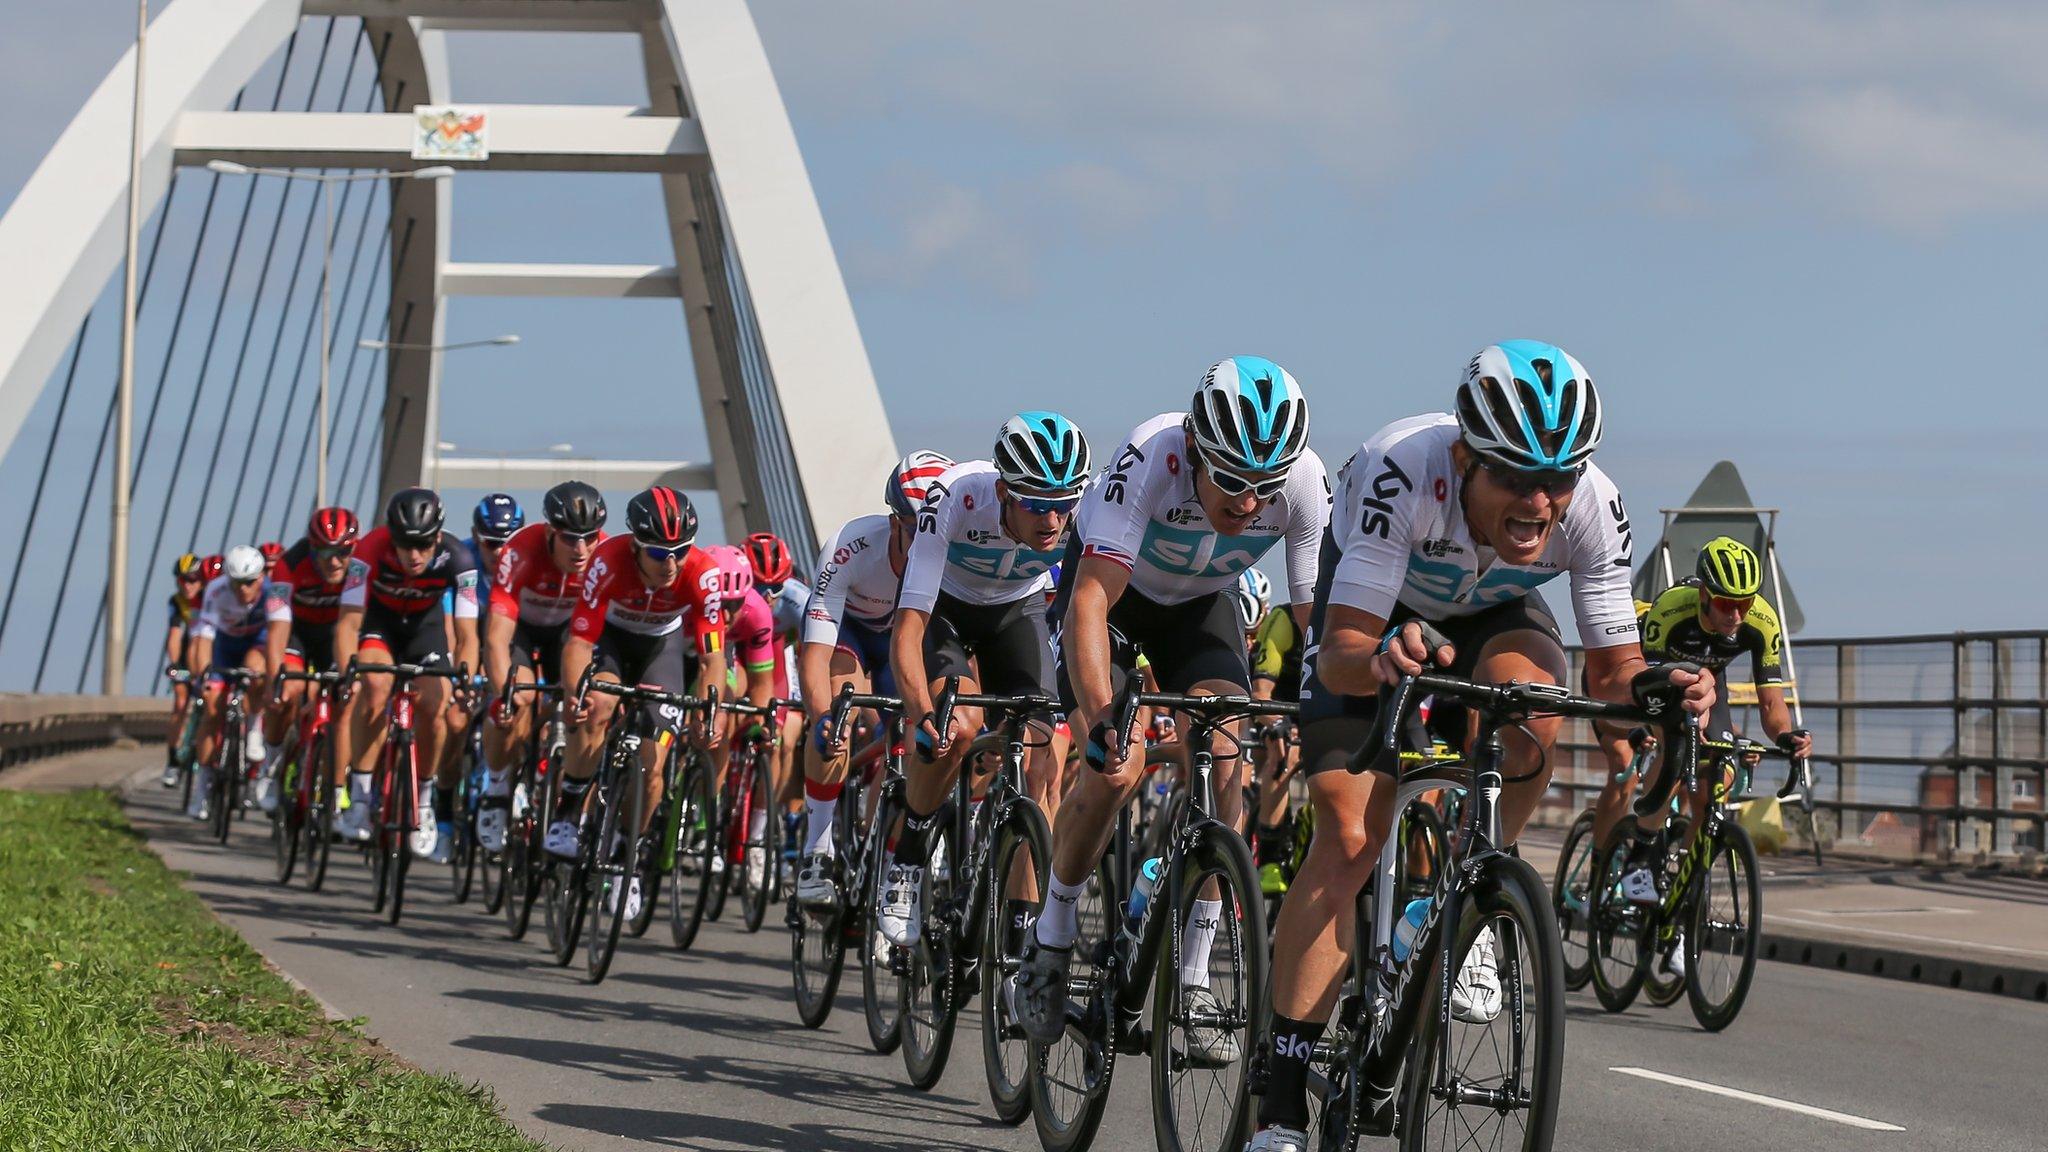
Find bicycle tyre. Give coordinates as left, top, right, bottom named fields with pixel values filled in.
left=272, top=753, right=302, bottom=885
left=212, top=735, right=240, bottom=846
left=305, top=747, right=335, bottom=893
left=1587, top=836, right=1649, bottom=1013
left=901, top=809, right=960, bottom=1090
left=370, top=767, right=392, bottom=916
left=861, top=788, right=905, bottom=1055
left=451, top=779, right=478, bottom=906
left=703, top=767, right=735, bottom=924
left=670, top=758, right=717, bottom=950
left=982, top=801, right=1050, bottom=1125
left=383, top=737, right=415, bottom=926
left=504, top=754, right=543, bottom=940
left=1685, top=820, right=1761, bottom=1032
left=742, top=749, right=778, bottom=934
left=1551, top=810, right=1597, bottom=992
left=1397, top=856, right=1564, bottom=1152
left=1152, top=825, right=1267, bottom=1152
left=1028, top=850, right=1117, bottom=1152
left=585, top=752, right=645, bottom=984
left=789, top=811, right=851, bottom=1030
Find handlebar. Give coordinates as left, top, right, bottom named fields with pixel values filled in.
left=721, top=696, right=799, bottom=719
left=829, top=683, right=903, bottom=749
left=1350, top=670, right=1688, bottom=779
left=579, top=677, right=715, bottom=712
left=271, top=666, right=341, bottom=703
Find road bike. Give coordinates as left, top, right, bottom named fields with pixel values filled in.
left=498, top=680, right=563, bottom=941
left=270, top=667, right=340, bottom=888
left=349, top=659, right=466, bottom=926
left=205, top=667, right=260, bottom=846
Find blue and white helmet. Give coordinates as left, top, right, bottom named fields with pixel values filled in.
left=993, top=411, right=1092, bottom=497
left=1189, top=356, right=1310, bottom=477
left=1238, top=567, right=1272, bottom=620
left=1455, top=340, right=1603, bottom=472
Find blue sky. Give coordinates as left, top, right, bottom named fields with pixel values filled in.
left=0, top=2, right=2037, bottom=682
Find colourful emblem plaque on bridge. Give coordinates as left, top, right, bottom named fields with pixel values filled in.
left=412, top=105, right=489, bottom=161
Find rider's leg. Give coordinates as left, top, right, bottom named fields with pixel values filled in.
left=1472, top=630, right=1569, bottom=845
left=482, top=664, right=537, bottom=792
left=195, top=680, right=226, bottom=769
left=1590, top=722, right=1639, bottom=849
left=801, top=648, right=868, bottom=858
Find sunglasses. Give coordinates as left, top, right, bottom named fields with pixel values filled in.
left=476, top=535, right=510, bottom=550
left=556, top=530, right=600, bottom=544
left=178, top=573, right=203, bottom=583
left=1200, top=457, right=1290, bottom=500
left=313, top=546, right=352, bottom=563
left=1008, top=493, right=1081, bottom=516
left=1479, top=459, right=1584, bottom=499
left=642, top=543, right=690, bottom=562
left=1705, top=594, right=1755, bottom=616
left=759, top=581, right=786, bottom=599
left=231, top=576, right=262, bottom=588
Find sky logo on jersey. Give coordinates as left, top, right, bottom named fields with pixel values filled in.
left=1403, top=554, right=1560, bottom=607
left=945, top=541, right=1060, bottom=582
left=1136, top=521, right=1281, bottom=579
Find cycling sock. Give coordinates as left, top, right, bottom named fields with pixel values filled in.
left=349, top=772, right=372, bottom=802
left=1034, top=872, right=1088, bottom=950
left=1255, top=822, right=1290, bottom=867
left=558, top=777, right=591, bottom=817
left=897, top=804, right=939, bottom=863
left=1179, top=898, right=1224, bottom=987
left=803, top=795, right=837, bottom=856
left=432, top=784, right=454, bottom=824
left=1258, top=1013, right=1326, bottom=1131
left=1004, top=898, right=1036, bottom=955
left=748, top=805, right=768, bottom=842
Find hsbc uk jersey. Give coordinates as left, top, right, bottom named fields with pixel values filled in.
left=897, top=461, right=1064, bottom=613
left=192, top=575, right=289, bottom=642
left=1078, top=412, right=1328, bottom=607
left=1322, top=414, right=1639, bottom=648
left=804, top=514, right=900, bottom=646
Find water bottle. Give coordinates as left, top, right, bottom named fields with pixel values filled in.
left=1123, top=857, right=1166, bottom=947
left=1390, top=897, right=1432, bottom=964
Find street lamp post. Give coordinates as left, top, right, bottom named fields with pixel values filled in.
left=205, top=161, right=454, bottom=505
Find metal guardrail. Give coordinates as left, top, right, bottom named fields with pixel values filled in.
left=1551, top=630, right=2048, bottom=867
left=0, top=694, right=173, bottom=769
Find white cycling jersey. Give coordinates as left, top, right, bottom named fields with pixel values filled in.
left=1322, top=413, right=1639, bottom=646
left=897, top=461, right=1064, bottom=614
left=803, top=514, right=902, bottom=647
left=190, top=574, right=288, bottom=641
left=1077, top=412, right=1328, bottom=607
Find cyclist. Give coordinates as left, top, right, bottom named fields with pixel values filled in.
left=705, top=544, right=790, bottom=889
left=792, top=450, right=951, bottom=909
left=424, top=494, right=527, bottom=850
left=1244, top=341, right=1715, bottom=1152
left=186, top=545, right=290, bottom=821
left=882, top=415, right=1091, bottom=950
left=255, top=508, right=358, bottom=813
left=1611, top=538, right=1812, bottom=906
left=332, top=489, right=480, bottom=847
left=478, top=481, right=607, bottom=854
left=162, top=553, right=206, bottom=787
left=1014, top=357, right=1326, bottom=1064
left=746, top=531, right=811, bottom=855
left=1249, top=570, right=1308, bottom=896
left=557, top=486, right=727, bottom=921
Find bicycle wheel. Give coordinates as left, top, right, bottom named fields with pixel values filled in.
left=982, top=802, right=1050, bottom=1125
left=272, top=752, right=302, bottom=885
left=1587, top=837, right=1649, bottom=1013
left=1642, top=817, right=1692, bottom=1009
left=585, top=752, right=646, bottom=984
left=305, top=747, right=335, bottom=892
left=1028, top=851, right=1116, bottom=1152
left=212, top=737, right=240, bottom=845
left=1686, top=821, right=1761, bottom=1032
left=503, top=755, right=542, bottom=940
left=790, top=812, right=851, bottom=1030
left=1153, top=826, right=1266, bottom=1152
left=1397, top=799, right=1448, bottom=905
left=671, top=758, right=718, bottom=950
left=703, top=768, right=736, bottom=924
left=1397, top=856, right=1565, bottom=1152
left=451, top=777, right=478, bottom=906
left=478, top=793, right=506, bottom=916
left=742, top=751, right=778, bottom=934
left=1551, top=811, right=1597, bottom=992
left=902, top=814, right=960, bottom=1091
left=861, top=790, right=905, bottom=1055
left=383, top=738, right=415, bottom=926
left=370, top=769, right=392, bottom=916
left=545, top=801, right=590, bottom=967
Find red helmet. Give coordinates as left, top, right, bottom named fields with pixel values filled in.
left=706, top=544, right=754, bottom=601
left=200, top=554, right=225, bottom=582
left=742, top=532, right=794, bottom=587
left=258, top=540, right=284, bottom=568
left=308, top=507, right=360, bottom=549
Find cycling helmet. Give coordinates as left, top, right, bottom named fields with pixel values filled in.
left=308, top=507, right=359, bottom=549
left=542, top=480, right=607, bottom=535
left=258, top=541, right=284, bottom=569
left=1228, top=582, right=1262, bottom=632
left=172, top=553, right=202, bottom=579
left=993, top=411, right=1092, bottom=497
left=385, top=487, right=445, bottom=545
left=1238, top=567, right=1272, bottom=620
left=707, top=544, right=755, bottom=601
left=1455, top=340, right=1602, bottom=472
left=1696, top=536, right=1763, bottom=599
left=885, top=450, right=954, bottom=518
left=472, top=493, right=524, bottom=543
left=201, top=554, right=224, bottom=582
left=743, top=532, right=794, bottom=586
left=624, top=486, right=697, bottom=549
left=223, top=545, right=265, bottom=582
left=1189, top=356, right=1310, bottom=476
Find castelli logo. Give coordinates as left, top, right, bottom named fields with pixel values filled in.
left=1167, top=453, right=1180, bottom=475
left=1434, top=478, right=1448, bottom=502
left=964, top=493, right=975, bottom=511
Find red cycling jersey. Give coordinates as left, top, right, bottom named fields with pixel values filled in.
left=340, top=526, right=479, bottom=619
left=270, top=538, right=346, bottom=628
left=489, top=522, right=604, bottom=628
left=569, top=534, right=722, bottom=653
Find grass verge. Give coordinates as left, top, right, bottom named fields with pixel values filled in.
left=0, top=788, right=549, bottom=1151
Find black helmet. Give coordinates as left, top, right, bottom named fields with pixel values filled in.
left=624, top=486, right=697, bottom=549
left=385, top=487, right=445, bottom=545
left=543, top=480, right=608, bottom=536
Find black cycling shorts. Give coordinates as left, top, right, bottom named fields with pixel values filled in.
left=590, top=624, right=693, bottom=733
left=285, top=625, right=335, bottom=674
left=360, top=600, right=452, bottom=669
left=509, top=618, right=568, bottom=683
left=1299, top=596, right=1563, bottom=777
left=1055, top=585, right=1250, bottom=712
left=923, top=592, right=1056, bottom=698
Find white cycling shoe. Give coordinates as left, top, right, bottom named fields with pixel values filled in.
left=1662, top=931, right=1688, bottom=979
left=795, top=853, right=838, bottom=909
left=1621, top=867, right=1661, bottom=906
left=877, top=862, right=923, bottom=947
left=186, top=767, right=213, bottom=821
left=410, top=817, right=440, bottom=861
left=253, top=770, right=280, bottom=814
left=335, top=797, right=372, bottom=843
left=1243, top=1125, right=1308, bottom=1152
left=1450, top=926, right=1502, bottom=1024
left=544, top=819, right=581, bottom=859
left=1179, top=985, right=1242, bottom=1067
left=476, top=807, right=508, bottom=853
left=243, top=727, right=268, bottom=765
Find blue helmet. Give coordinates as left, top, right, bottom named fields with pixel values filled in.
left=1455, top=340, right=1602, bottom=472
left=1189, top=356, right=1310, bottom=477
left=993, top=411, right=1092, bottom=497
left=472, top=493, right=525, bottom=543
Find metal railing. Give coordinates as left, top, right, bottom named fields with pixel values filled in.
left=1548, top=630, right=2048, bottom=866
left=0, top=694, right=172, bottom=769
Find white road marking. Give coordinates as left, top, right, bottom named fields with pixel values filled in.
left=1770, top=914, right=2048, bottom=960
left=1610, top=1066, right=1903, bottom=1131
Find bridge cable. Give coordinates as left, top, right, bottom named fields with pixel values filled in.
left=0, top=316, right=92, bottom=656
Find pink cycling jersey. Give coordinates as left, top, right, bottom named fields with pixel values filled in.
left=726, top=588, right=789, bottom=698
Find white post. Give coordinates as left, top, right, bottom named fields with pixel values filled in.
left=1763, top=510, right=1805, bottom=728
left=317, top=177, right=333, bottom=507
left=106, top=0, right=147, bottom=695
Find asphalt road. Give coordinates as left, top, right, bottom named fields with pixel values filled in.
left=127, top=773, right=2044, bottom=1152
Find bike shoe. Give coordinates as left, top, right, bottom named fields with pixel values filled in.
left=1007, top=938, right=1072, bottom=1046
left=1243, top=1125, right=1308, bottom=1152
left=543, top=819, right=581, bottom=859
left=796, top=852, right=838, bottom=909
left=476, top=807, right=508, bottom=854
left=186, top=767, right=213, bottom=821
left=1450, top=926, right=1502, bottom=1024
left=1662, top=931, right=1688, bottom=979
left=1180, top=985, right=1243, bottom=1066
left=1621, top=867, right=1660, bottom=906
left=877, top=862, right=923, bottom=946
left=1258, top=861, right=1289, bottom=897
left=160, top=763, right=180, bottom=789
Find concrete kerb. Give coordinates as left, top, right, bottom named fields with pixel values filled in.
left=1758, top=928, right=2048, bottom=1004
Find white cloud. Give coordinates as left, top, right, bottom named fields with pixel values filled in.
left=850, top=181, right=1032, bottom=297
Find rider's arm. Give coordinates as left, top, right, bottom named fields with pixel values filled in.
left=164, top=622, right=185, bottom=670
left=332, top=606, right=362, bottom=674
left=449, top=550, right=481, bottom=676
left=890, top=477, right=956, bottom=726
left=797, top=642, right=836, bottom=721
left=1317, top=440, right=1423, bottom=694
left=560, top=634, right=594, bottom=702
left=890, top=608, right=934, bottom=722
left=260, top=576, right=292, bottom=682
left=1310, top=603, right=1391, bottom=697
left=483, top=608, right=517, bottom=698
left=1278, top=449, right=1330, bottom=612
left=187, top=592, right=218, bottom=674
left=1757, top=683, right=1795, bottom=743
left=1060, top=553, right=1132, bottom=731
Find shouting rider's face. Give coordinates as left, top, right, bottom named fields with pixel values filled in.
left=1453, top=441, right=1578, bottom=567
